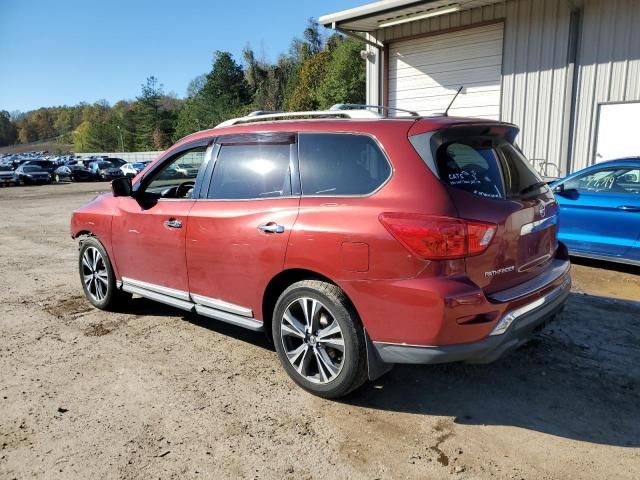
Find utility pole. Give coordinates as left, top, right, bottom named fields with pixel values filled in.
left=117, top=125, right=124, bottom=152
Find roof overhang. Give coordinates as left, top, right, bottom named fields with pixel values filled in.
left=320, top=0, right=506, bottom=34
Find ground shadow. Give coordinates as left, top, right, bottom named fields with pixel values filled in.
left=570, top=255, right=640, bottom=275
left=122, top=292, right=639, bottom=447
left=345, top=292, right=640, bottom=447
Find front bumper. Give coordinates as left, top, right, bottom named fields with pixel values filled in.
left=372, top=274, right=571, bottom=365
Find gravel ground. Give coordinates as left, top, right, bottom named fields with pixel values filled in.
left=1, top=182, right=639, bottom=480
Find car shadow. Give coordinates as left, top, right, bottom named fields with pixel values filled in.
left=123, top=292, right=639, bottom=447
left=123, top=296, right=273, bottom=351
left=345, top=292, right=640, bottom=447
left=570, top=255, right=640, bottom=275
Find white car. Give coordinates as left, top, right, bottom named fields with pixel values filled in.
left=120, top=162, right=148, bottom=178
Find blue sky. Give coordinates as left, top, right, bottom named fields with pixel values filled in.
left=0, top=0, right=364, bottom=112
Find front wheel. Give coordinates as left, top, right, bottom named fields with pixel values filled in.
left=272, top=280, right=368, bottom=399
left=78, top=237, right=131, bottom=310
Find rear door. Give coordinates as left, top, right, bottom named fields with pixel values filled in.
left=556, top=166, right=640, bottom=258
left=186, top=133, right=300, bottom=320
left=412, top=125, right=558, bottom=294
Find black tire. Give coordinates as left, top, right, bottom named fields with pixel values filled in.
left=78, top=237, right=131, bottom=311
left=272, top=280, right=368, bottom=399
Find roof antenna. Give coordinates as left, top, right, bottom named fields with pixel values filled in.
left=443, top=86, right=464, bottom=116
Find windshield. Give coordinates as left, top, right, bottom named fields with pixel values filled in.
left=23, top=166, right=42, bottom=172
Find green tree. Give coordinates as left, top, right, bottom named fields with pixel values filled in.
left=0, top=110, right=17, bottom=146
left=73, top=121, right=92, bottom=152
left=287, top=50, right=331, bottom=111
left=316, top=37, right=366, bottom=108
left=174, top=51, right=251, bottom=139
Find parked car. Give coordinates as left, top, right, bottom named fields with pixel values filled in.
left=551, top=157, right=640, bottom=266
left=0, top=165, right=17, bottom=186
left=120, top=162, right=148, bottom=178
left=89, top=161, right=124, bottom=181
left=15, top=165, right=52, bottom=185
left=23, top=159, right=56, bottom=178
left=71, top=107, right=571, bottom=398
left=53, top=164, right=95, bottom=182
left=105, top=157, right=127, bottom=167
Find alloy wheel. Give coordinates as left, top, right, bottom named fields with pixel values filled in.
left=280, top=297, right=345, bottom=384
left=81, top=246, right=109, bottom=302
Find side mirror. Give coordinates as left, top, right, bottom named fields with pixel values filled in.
left=112, top=176, right=132, bottom=197
left=553, top=183, right=564, bottom=194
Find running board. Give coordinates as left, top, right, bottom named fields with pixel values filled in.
left=195, top=305, right=264, bottom=331
left=120, top=278, right=264, bottom=332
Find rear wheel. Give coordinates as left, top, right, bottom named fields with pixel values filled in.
left=78, top=237, right=131, bottom=310
left=272, top=280, right=368, bottom=399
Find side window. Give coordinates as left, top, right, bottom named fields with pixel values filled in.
left=564, top=167, right=639, bottom=194
left=437, top=142, right=505, bottom=199
left=207, top=144, right=292, bottom=199
left=298, top=133, right=391, bottom=196
left=145, top=147, right=206, bottom=198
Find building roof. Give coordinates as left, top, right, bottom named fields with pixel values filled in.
left=320, top=0, right=502, bottom=32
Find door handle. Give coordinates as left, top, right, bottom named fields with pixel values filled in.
left=617, top=206, right=640, bottom=212
left=164, top=218, right=183, bottom=229
left=257, top=222, right=285, bottom=234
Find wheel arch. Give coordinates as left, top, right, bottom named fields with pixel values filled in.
left=261, top=268, right=360, bottom=342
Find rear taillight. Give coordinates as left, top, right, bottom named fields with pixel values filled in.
left=379, top=213, right=496, bottom=260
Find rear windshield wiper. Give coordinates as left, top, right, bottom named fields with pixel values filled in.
left=519, top=181, right=548, bottom=196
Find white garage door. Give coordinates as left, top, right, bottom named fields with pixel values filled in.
left=389, top=23, right=504, bottom=119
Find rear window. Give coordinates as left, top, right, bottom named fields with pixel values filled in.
left=424, top=135, right=544, bottom=200
left=437, top=142, right=505, bottom=200
left=298, top=133, right=391, bottom=196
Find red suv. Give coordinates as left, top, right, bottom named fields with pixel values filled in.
left=71, top=107, right=571, bottom=398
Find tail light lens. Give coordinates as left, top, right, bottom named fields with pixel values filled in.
left=379, top=213, right=496, bottom=260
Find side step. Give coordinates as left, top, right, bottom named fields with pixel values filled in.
left=121, top=277, right=264, bottom=332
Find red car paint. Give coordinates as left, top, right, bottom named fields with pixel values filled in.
left=71, top=117, right=568, bottom=349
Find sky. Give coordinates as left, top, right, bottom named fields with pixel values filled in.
left=0, top=0, right=366, bottom=113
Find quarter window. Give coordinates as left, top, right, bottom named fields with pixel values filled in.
left=298, top=133, right=391, bottom=196
left=207, top=144, right=292, bottom=199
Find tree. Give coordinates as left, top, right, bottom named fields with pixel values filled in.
left=73, top=121, right=92, bottom=152
left=174, top=51, right=251, bottom=139
left=287, top=50, right=331, bottom=111
left=0, top=110, right=17, bottom=146
left=186, top=74, right=207, bottom=98
left=134, top=77, right=178, bottom=150
left=316, top=37, right=366, bottom=108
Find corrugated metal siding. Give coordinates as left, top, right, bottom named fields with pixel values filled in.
left=571, top=0, right=640, bottom=171
left=370, top=0, right=575, bottom=176
left=501, top=0, right=573, bottom=177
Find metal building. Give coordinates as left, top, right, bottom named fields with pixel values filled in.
left=320, top=0, right=640, bottom=176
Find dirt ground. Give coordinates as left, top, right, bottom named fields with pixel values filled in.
left=1, top=182, right=639, bottom=480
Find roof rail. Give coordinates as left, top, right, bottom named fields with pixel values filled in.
left=215, top=107, right=382, bottom=128
left=330, top=103, right=421, bottom=117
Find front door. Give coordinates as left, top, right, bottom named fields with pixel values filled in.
left=187, top=134, right=300, bottom=320
left=111, top=144, right=209, bottom=292
left=557, top=166, right=640, bottom=258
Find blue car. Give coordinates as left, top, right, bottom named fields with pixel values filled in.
left=551, top=158, right=640, bottom=266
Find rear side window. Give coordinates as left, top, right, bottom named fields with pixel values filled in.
left=208, top=144, right=291, bottom=199
left=298, top=133, right=391, bottom=196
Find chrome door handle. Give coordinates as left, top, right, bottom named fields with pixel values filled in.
left=164, top=218, right=183, bottom=229
left=617, top=205, right=640, bottom=212
left=257, top=223, right=285, bottom=234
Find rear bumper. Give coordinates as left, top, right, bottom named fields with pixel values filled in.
left=372, top=274, right=571, bottom=365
